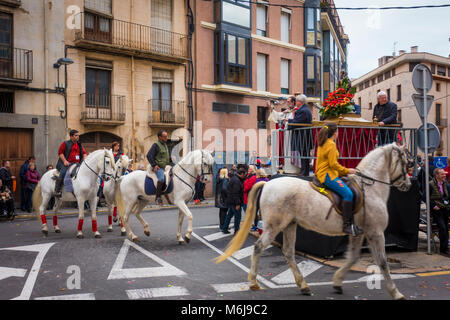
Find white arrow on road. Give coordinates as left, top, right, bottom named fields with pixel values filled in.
left=0, top=267, right=27, bottom=281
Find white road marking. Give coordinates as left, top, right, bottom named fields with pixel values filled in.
left=271, top=260, right=323, bottom=285
left=232, top=245, right=273, bottom=260
left=126, top=286, right=190, bottom=299
left=35, top=293, right=95, bottom=300
left=0, top=267, right=27, bottom=281
left=196, top=224, right=234, bottom=230
left=0, top=242, right=56, bottom=300
left=204, top=231, right=233, bottom=242
left=356, top=274, right=416, bottom=282
left=191, top=232, right=277, bottom=289
left=211, top=282, right=258, bottom=293
left=108, top=239, right=186, bottom=280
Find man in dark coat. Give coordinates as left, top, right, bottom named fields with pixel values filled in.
left=286, top=94, right=313, bottom=176
left=373, top=91, right=398, bottom=145
left=429, top=168, right=449, bottom=257
left=221, top=169, right=246, bottom=234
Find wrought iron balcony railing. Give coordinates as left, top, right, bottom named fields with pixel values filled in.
left=74, top=12, right=189, bottom=61
left=80, top=93, right=126, bottom=125
left=148, top=99, right=186, bottom=126
left=0, top=47, right=33, bottom=83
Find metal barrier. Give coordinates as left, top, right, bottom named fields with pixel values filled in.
left=271, top=124, right=418, bottom=174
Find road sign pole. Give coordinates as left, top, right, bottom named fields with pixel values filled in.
left=423, top=70, right=431, bottom=255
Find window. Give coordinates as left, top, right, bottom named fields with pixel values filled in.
left=437, top=65, right=446, bottom=76
left=364, top=80, right=370, bottom=89
left=358, top=97, right=361, bottom=106
left=152, top=69, right=173, bottom=112
left=281, top=9, right=291, bottom=43
left=377, top=74, right=383, bottom=83
left=85, top=0, right=112, bottom=15
left=281, top=59, right=290, bottom=94
left=212, top=102, right=249, bottom=114
left=409, top=62, right=419, bottom=72
left=221, top=1, right=251, bottom=28
left=305, top=55, right=321, bottom=97
left=305, top=7, right=320, bottom=47
left=0, top=12, right=12, bottom=79
left=387, top=88, right=391, bottom=101
left=430, top=64, right=436, bottom=74
left=436, top=103, right=441, bottom=126
left=215, top=32, right=251, bottom=86
left=384, top=70, right=391, bottom=80
left=256, top=3, right=267, bottom=37
left=369, top=102, right=373, bottom=110
left=397, top=109, right=402, bottom=123
left=371, top=78, right=376, bottom=86
left=85, top=65, right=112, bottom=109
left=436, top=82, right=441, bottom=92
left=152, top=0, right=172, bottom=31
left=257, top=53, right=267, bottom=91
left=257, top=106, right=268, bottom=129
left=0, top=92, right=13, bottom=113
left=391, top=68, right=395, bottom=77
left=397, top=85, right=401, bottom=101
left=84, top=12, right=112, bottom=43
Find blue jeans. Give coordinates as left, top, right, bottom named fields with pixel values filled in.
left=155, top=168, right=165, bottom=183
left=222, top=206, right=242, bottom=233
left=324, top=174, right=353, bottom=202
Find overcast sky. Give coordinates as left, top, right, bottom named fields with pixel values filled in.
left=333, top=0, right=450, bottom=79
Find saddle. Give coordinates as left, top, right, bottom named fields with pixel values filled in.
left=53, top=164, right=80, bottom=193
left=310, top=175, right=364, bottom=216
left=144, top=165, right=174, bottom=196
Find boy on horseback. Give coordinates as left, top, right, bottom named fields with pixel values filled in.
left=55, top=129, right=87, bottom=197
left=146, top=130, right=173, bottom=205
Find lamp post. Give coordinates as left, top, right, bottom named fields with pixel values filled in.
left=53, top=57, right=74, bottom=119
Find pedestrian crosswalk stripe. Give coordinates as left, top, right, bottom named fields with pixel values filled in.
left=204, top=231, right=233, bottom=242
left=211, top=282, right=258, bottom=293
left=35, top=293, right=95, bottom=300
left=232, top=245, right=273, bottom=260
left=0, top=267, right=27, bottom=281
left=271, top=260, right=323, bottom=285
left=126, top=287, right=189, bottom=299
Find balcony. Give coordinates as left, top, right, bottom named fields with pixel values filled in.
left=0, top=0, right=22, bottom=8
left=148, top=99, right=186, bottom=127
left=74, top=12, right=189, bottom=63
left=80, top=93, right=126, bottom=126
left=0, top=47, right=33, bottom=86
left=321, top=0, right=347, bottom=49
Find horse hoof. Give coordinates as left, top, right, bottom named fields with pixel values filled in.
left=301, top=287, right=312, bottom=296
left=77, top=234, right=84, bottom=239
left=107, top=228, right=113, bottom=232
left=249, top=284, right=261, bottom=291
left=95, top=234, right=102, bottom=239
left=184, top=236, right=191, bottom=243
left=113, top=217, right=118, bottom=223
left=121, top=231, right=126, bottom=237
left=132, top=237, right=140, bottom=243
left=178, top=240, right=185, bottom=245
left=54, top=229, right=61, bottom=234
left=144, top=231, right=150, bottom=237
left=42, top=230, right=48, bottom=236
left=333, top=286, right=343, bottom=294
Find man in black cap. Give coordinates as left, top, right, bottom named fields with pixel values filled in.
left=55, top=130, right=87, bottom=197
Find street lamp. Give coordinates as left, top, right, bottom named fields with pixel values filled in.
left=54, top=57, right=74, bottom=119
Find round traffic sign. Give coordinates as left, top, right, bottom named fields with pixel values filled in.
left=417, top=122, right=440, bottom=154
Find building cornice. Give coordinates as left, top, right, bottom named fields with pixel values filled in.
left=200, top=21, right=216, bottom=31
left=353, top=52, right=450, bottom=85
left=251, top=34, right=306, bottom=52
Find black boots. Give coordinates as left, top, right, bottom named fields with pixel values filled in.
left=54, top=179, right=63, bottom=198
left=342, top=200, right=363, bottom=236
left=155, top=181, right=164, bottom=205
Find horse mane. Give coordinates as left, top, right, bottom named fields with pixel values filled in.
left=356, top=143, right=396, bottom=172
left=86, top=149, right=116, bottom=170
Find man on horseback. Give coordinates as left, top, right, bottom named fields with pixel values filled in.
left=146, top=130, right=173, bottom=205
left=55, top=129, right=87, bottom=197
left=315, top=123, right=362, bottom=236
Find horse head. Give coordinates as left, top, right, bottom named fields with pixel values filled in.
left=388, top=143, right=412, bottom=192
left=116, top=154, right=131, bottom=178
left=194, top=150, right=214, bottom=182
left=100, top=149, right=116, bottom=182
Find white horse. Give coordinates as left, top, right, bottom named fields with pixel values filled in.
left=115, top=149, right=214, bottom=243
left=33, top=149, right=116, bottom=238
left=216, top=143, right=412, bottom=300
left=103, top=153, right=131, bottom=234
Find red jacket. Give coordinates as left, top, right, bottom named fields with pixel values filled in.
left=243, top=174, right=256, bottom=205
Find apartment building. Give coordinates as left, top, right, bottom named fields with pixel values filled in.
left=192, top=0, right=349, bottom=172
left=0, top=0, right=66, bottom=202
left=65, top=0, right=189, bottom=165
left=353, top=47, right=450, bottom=155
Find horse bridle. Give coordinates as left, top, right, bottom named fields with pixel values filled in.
left=173, top=151, right=213, bottom=200
left=81, top=152, right=114, bottom=182
left=355, top=147, right=411, bottom=187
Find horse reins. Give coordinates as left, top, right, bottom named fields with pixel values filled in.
left=78, top=153, right=114, bottom=182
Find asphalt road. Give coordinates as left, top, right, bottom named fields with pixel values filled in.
left=0, top=206, right=449, bottom=303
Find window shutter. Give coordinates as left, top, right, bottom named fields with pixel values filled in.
left=257, top=54, right=267, bottom=91
left=281, top=59, right=289, bottom=90
left=85, top=0, right=112, bottom=15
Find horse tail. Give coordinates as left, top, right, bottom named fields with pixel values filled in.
left=32, top=181, right=42, bottom=221
left=114, top=178, right=125, bottom=219
left=215, top=181, right=266, bottom=264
